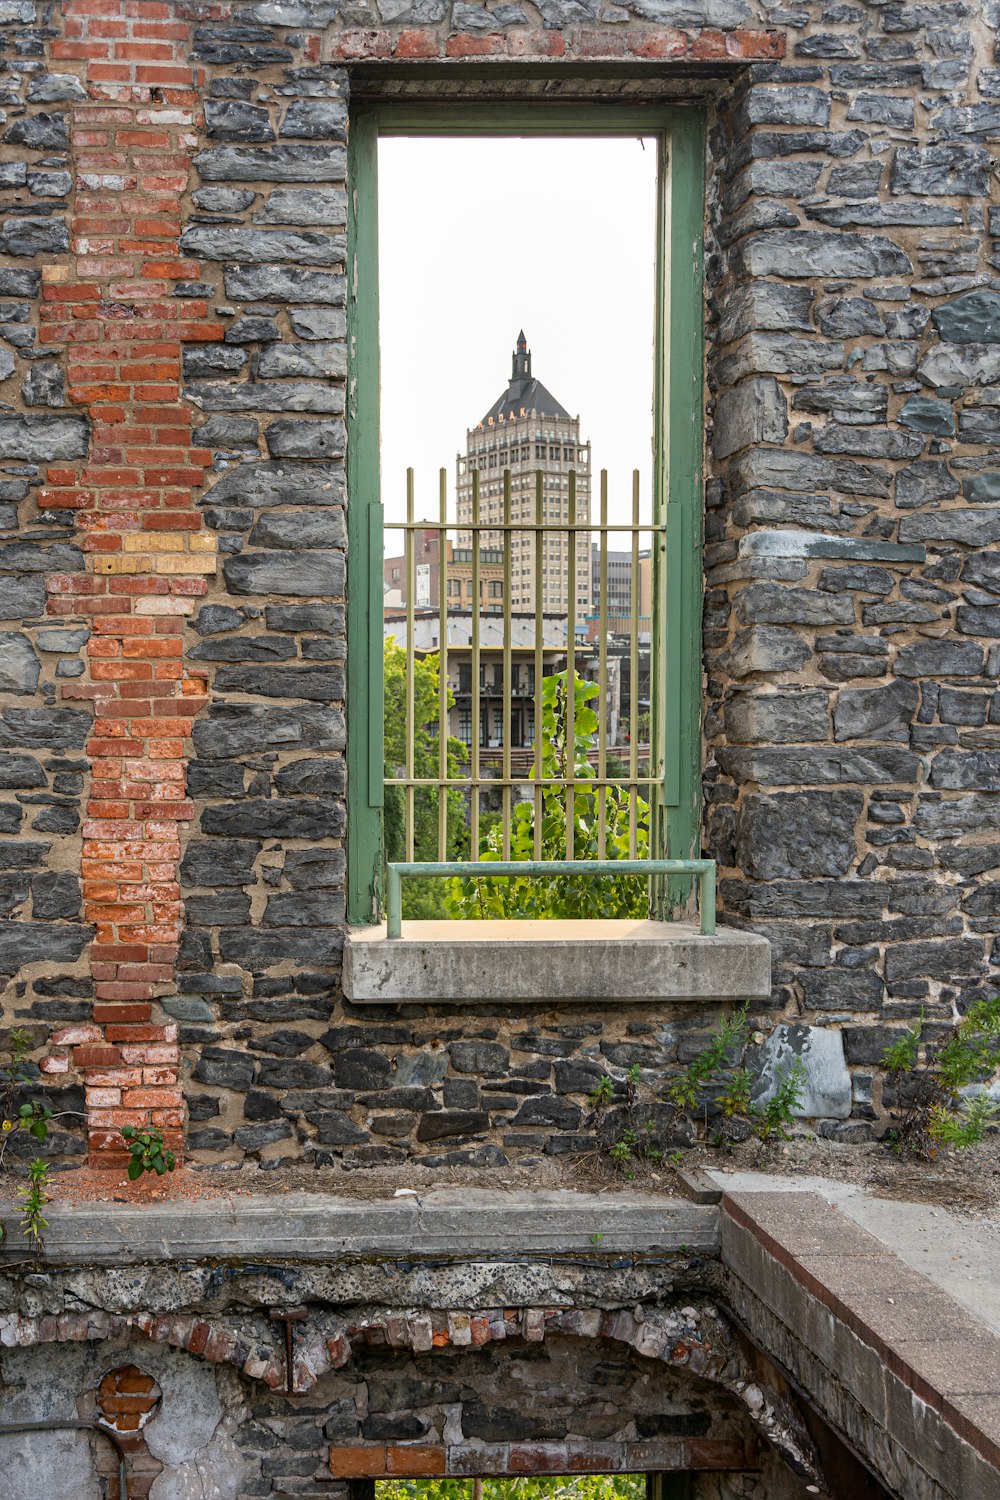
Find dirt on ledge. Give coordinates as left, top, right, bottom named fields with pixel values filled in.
left=31, top=1129, right=1000, bottom=1220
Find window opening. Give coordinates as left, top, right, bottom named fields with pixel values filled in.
left=345, top=109, right=706, bottom=927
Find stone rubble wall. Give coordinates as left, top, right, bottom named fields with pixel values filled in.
left=0, top=1265, right=802, bottom=1500
left=0, top=0, right=997, bottom=1167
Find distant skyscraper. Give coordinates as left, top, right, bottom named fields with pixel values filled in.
left=456, top=332, right=591, bottom=616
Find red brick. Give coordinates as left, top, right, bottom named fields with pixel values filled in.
left=385, top=1446, right=446, bottom=1476
left=330, top=1447, right=388, bottom=1477
left=394, top=28, right=439, bottom=56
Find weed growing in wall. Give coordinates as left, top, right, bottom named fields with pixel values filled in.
left=589, top=1005, right=806, bottom=1176
left=882, top=997, right=1000, bottom=1157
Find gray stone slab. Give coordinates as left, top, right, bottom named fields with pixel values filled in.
left=6, top=1190, right=719, bottom=1265
left=344, top=920, right=771, bottom=1004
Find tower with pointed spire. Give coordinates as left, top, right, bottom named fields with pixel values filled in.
left=456, top=332, right=592, bottom=616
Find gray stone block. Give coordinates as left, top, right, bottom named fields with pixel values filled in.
left=735, top=790, right=863, bottom=880
left=0, top=218, right=70, bottom=257
left=0, top=578, right=45, bottom=619
left=187, top=380, right=342, bottom=414
left=255, top=188, right=346, bottom=227
left=750, top=1024, right=852, bottom=1119
left=180, top=226, right=344, bottom=265
left=21, top=360, right=65, bottom=407
left=735, top=583, right=854, bottom=627
left=717, top=746, right=920, bottom=785
left=203, top=100, right=275, bottom=141
left=191, top=187, right=255, bottom=213
left=724, top=689, right=829, bottom=745
left=265, top=418, right=345, bottom=458
left=279, top=99, right=347, bottom=139
left=932, top=289, right=1000, bottom=344
left=739, top=231, right=912, bottom=279
left=248, top=510, right=345, bottom=548
left=223, top=265, right=345, bottom=303
left=194, top=145, right=345, bottom=181
left=223, top=550, right=344, bottom=598
left=833, top=682, right=919, bottom=742
left=890, top=144, right=991, bottom=196
left=201, top=460, right=344, bottom=509
left=713, top=377, right=787, bottom=458
left=0, top=633, right=39, bottom=694
left=0, top=415, right=88, bottom=462
left=257, top=342, right=346, bottom=379
left=727, top=626, right=810, bottom=677
left=192, top=703, right=344, bottom=757
left=718, top=282, right=814, bottom=344
left=27, top=73, right=86, bottom=102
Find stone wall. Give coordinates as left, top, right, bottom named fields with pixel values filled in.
left=0, top=1243, right=810, bottom=1500
left=0, top=0, right=997, bottom=1168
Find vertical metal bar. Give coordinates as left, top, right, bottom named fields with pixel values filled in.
left=699, top=864, right=716, bottom=936
left=597, top=469, right=608, bottom=861
left=344, top=109, right=383, bottom=925
left=533, top=470, right=543, bottom=861
left=470, top=467, right=481, bottom=858
left=386, top=864, right=402, bottom=938
left=565, top=470, right=577, bottom=861
left=404, top=468, right=415, bottom=863
left=629, top=469, right=640, bottom=860
left=501, top=468, right=513, bottom=859
left=437, top=466, right=449, bottom=862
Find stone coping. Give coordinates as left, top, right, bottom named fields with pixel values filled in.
left=344, top=919, right=771, bottom=1003
left=0, top=1188, right=719, bottom=1265
left=722, top=1190, right=1000, bottom=1494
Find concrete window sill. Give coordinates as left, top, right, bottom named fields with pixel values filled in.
left=343, top=920, right=770, bottom=1005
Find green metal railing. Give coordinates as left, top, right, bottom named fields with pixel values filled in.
left=384, top=464, right=662, bottom=864
left=386, top=859, right=716, bottom=938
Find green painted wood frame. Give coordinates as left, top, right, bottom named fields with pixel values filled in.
left=346, top=102, right=706, bottom=926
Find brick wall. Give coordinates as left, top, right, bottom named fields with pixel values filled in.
left=0, top=0, right=998, bottom=1168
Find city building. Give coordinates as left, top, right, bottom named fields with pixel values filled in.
left=591, top=545, right=653, bottom=622
left=383, top=528, right=505, bottom=612
left=385, top=610, right=569, bottom=753
left=456, top=332, right=592, bottom=615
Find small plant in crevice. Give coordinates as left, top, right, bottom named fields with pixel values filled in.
left=18, top=1158, right=51, bottom=1249
left=120, top=1125, right=177, bottom=1181
left=881, top=997, right=1000, bottom=1158
left=0, top=1028, right=84, bottom=1250
left=591, top=1065, right=664, bottom=1179
left=587, top=1006, right=809, bottom=1174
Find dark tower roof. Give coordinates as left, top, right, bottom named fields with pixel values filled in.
left=479, top=332, right=572, bottom=426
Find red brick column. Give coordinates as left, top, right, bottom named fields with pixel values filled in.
left=38, top=0, right=219, bottom=1168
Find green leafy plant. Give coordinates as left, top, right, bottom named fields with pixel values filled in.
left=0, top=1028, right=79, bottom=1249
left=384, top=636, right=469, bottom=917
left=590, top=1075, right=615, bottom=1107
left=382, top=1474, right=645, bottom=1500
left=758, top=1060, right=806, bottom=1141
left=882, top=998, right=1000, bottom=1156
left=120, top=1125, right=177, bottom=1181
left=445, top=670, right=650, bottom=920
left=18, top=1158, right=50, bottom=1248
left=666, top=1004, right=751, bottom=1112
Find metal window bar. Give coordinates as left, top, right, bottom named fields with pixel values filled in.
left=385, top=465, right=665, bottom=874
left=386, top=860, right=717, bottom=939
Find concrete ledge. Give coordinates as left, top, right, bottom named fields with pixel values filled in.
left=3, top=1189, right=720, bottom=1266
left=722, top=1190, right=1000, bottom=1500
left=344, top=920, right=771, bottom=1004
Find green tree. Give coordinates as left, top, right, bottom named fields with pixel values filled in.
left=445, top=669, right=650, bottom=920
left=382, top=1477, right=644, bottom=1500
left=384, top=636, right=468, bottom=917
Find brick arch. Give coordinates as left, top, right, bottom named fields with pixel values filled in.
left=0, top=1298, right=825, bottom=1490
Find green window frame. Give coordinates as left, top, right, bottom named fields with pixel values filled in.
left=346, top=103, right=706, bottom=926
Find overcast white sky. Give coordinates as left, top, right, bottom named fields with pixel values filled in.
left=377, top=136, right=657, bottom=529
